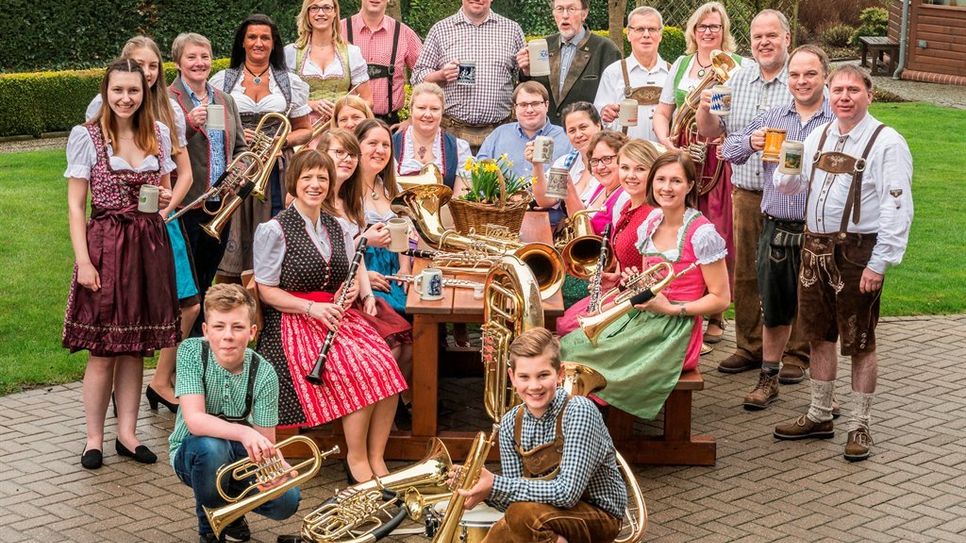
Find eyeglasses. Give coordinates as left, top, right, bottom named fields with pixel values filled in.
left=696, top=24, right=723, bottom=34
left=308, top=5, right=336, bottom=14
left=589, top=155, right=617, bottom=167
left=552, top=6, right=586, bottom=15
left=328, top=148, right=357, bottom=161
left=515, top=100, right=546, bottom=111
left=628, top=25, right=662, bottom=37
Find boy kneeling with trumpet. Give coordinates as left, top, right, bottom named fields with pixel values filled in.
left=169, top=284, right=300, bottom=543
left=458, top=328, right=628, bottom=543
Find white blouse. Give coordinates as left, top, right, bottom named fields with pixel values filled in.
left=209, top=69, right=311, bottom=118
left=635, top=208, right=727, bottom=264
left=397, top=130, right=473, bottom=176
left=86, top=94, right=187, bottom=147
left=64, top=121, right=176, bottom=179
left=283, top=43, right=369, bottom=87
left=253, top=204, right=355, bottom=287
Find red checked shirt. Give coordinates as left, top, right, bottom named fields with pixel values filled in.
left=340, top=15, right=422, bottom=115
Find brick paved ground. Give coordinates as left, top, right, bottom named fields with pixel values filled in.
left=1, top=315, right=964, bottom=542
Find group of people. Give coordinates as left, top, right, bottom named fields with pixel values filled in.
left=62, top=0, right=913, bottom=542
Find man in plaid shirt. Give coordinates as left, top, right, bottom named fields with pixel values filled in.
left=412, top=0, right=525, bottom=150
left=459, top=328, right=627, bottom=543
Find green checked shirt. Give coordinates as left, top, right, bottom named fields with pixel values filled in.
left=168, top=337, right=281, bottom=467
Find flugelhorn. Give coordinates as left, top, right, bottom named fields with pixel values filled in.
left=204, top=436, right=338, bottom=539
left=247, top=111, right=292, bottom=201
left=578, top=261, right=698, bottom=345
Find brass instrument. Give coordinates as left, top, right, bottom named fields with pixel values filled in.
left=300, top=438, right=454, bottom=540
left=559, top=209, right=619, bottom=281
left=431, top=425, right=500, bottom=543
left=398, top=163, right=444, bottom=191
left=391, top=185, right=565, bottom=300
left=384, top=274, right=483, bottom=290
left=205, top=436, right=339, bottom=539
left=559, top=362, right=648, bottom=542
left=579, top=261, right=699, bottom=345
left=555, top=208, right=600, bottom=249
left=482, top=255, right=544, bottom=422
left=247, top=111, right=292, bottom=201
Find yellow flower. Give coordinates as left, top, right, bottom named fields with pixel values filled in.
left=463, top=158, right=474, bottom=172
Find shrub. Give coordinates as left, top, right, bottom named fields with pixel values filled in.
left=820, top=24, right=857, bottom=49
left=851, top=7, right=889, bottom=45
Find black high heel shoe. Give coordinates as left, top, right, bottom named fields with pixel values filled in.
left=116, top=439, right=157, bottom=464
left=146, top=385, right=179, bottom=413
left=342, top=460, right=362, bottom=485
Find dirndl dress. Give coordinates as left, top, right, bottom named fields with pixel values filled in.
left=255, top=206, right=407, bottom=428
left=559, top=208, right=726, bottom=420
left=62, top=122, right=180, bottom=357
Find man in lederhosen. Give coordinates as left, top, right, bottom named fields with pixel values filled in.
left=341, top=0, right=422, bottom=127
left=593, top=6, right=670, bottom=142
left=772, top=65, right=913, bottom=462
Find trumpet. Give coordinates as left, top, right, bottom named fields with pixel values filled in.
left=578, top=261, right=698, bottom=345
left=204, top=436, right=339, bottom=539
left=247, top=111, right=292, bottom=201
left=164, top=150, right=263, bottom=226
left=384, top=274, right=482, bottom=290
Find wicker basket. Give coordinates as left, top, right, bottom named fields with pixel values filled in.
left=449, top=167, right=530, bottom=234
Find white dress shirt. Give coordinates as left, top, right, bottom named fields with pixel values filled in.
left=773, top=113, right=914, bottom=275
left=594, top=54, right=669, bottom=142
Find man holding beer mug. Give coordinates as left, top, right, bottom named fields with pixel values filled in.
left=719, top=45, right=834, bottom=411
left=594, top=6, right=670, bottom=142
left=516, top=0, right=621, bottom=125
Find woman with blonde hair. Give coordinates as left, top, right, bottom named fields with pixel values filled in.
left=330, top=94, right=374, bottom=133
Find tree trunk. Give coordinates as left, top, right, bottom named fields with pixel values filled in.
left=387, top=0, right=403, bottom=22
left=608, top=0, right=627, bottom=55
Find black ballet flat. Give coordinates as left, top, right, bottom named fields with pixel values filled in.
left=146, top=385, right=179, bottom=413
left=81, top=449, right=103, bottom=470
left=116, top=440, right=157, bottom=464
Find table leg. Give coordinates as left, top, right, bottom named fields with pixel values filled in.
left=411, top=315, right=438, bottom=437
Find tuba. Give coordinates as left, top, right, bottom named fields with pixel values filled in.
left=482, top=255, right=544, bottom=422
left=560, top=363, right=648, bottom=542
left=247, top=111, right=292, bottom=201
left=204, top=436, right=339, bottom=539
left=669, top=50, right=739, bottom=195
left=431, top=425, right=500, bottom=543
left=391, top=185, right=565, bottom=300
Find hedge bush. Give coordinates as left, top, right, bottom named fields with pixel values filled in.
left=850, top=7, right=889, bottom=46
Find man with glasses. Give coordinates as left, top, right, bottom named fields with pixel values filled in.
left=413, top=0, right=525, bottom=152
left=694, top=10, right=809, bottom=384
left=477, top=81, right=573, bottom=177
left=594, top=6, right=669, bottom=142
left=517, top=0, right=621, bottom=125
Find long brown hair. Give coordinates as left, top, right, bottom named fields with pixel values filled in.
left=318, top=128, right=365, bottom=228
left=122, top=36, right=182, bottom=155
left=354, top=119, right=398, bottom=201
left=94, top=58, right=158, bottom=155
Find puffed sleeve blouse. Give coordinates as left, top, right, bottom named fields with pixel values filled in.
left=86, top=94, right=188, bottom=147
left=283, top=43, right=370, bottom=88
left=64, top=121, right=176, bottom=180
left=253, top=205, right=355, bottom=287
left=209, top=69, right=311, bottom=118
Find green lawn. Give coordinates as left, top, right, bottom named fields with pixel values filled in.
left=0, top=102, right=964, bottom=395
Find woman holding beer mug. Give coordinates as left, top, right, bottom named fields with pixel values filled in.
left=65, top=59, right=180, bottom=469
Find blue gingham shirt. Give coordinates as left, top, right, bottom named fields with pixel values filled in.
left=188, top=83, right=227, bottom=188
left=488, top=388, right=627, bottom=519
left=476, top=120, right=574, bottom=178
left=558, top=26, right=587, bottom=93
left=722, top=98, right=834, bottom=220
left=720, top=63, right=792, bottom=191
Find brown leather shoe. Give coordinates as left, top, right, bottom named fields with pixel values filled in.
left=778, top=364, right=807, bottom=384
left=717, top=354, right=760, bottom=374
left=774, top=415, right=835, bottom=440
left=743, top=373, right=779, bottom=410
left=844, top=428, right=873, bottom=462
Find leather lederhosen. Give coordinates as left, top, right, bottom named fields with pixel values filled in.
left=346, top=18, right=401, bottom=116
left=619, top=58, right=666, bottom=136
left=513, top=396, right=569, bottom=479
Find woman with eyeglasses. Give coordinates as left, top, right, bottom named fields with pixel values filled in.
left=652, top=1, right=742, bottom=345
left=286, top=0, right=372, bottom=135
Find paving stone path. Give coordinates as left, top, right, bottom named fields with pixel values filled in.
left=1, top=315, right=964, bottom=542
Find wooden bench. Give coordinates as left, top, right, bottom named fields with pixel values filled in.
left=859, top=36, right=900, bottom=77
left=605, top=368, right=716, bottom=466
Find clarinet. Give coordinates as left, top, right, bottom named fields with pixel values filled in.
left=306, top=237, right=368, bottom=385
left=587, top=224, right=612, bottom=314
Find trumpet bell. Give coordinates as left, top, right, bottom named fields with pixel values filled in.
left=390, top=184, right=453, bottom=247
left=560, top=362, right=607, bottom=397
left=514, top=242, right=565, bottom=301
left=561, top=234, right=617, bottom=280
left=398, top=163, right=444, bottom=191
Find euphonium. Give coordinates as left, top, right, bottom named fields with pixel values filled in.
left=482, top=255, right=544, bottom=422
left=204, top=436, right=338, bottom=539
left=247, top=111, right=292, bottom=201
left=578, top=261, right=694, bottom=346
left=559, top=363, right=648, bottom=542
left=431, top=425, right=500, bottom=543
left=397, top=163, right=444, bottom=190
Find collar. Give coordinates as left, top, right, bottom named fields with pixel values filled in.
left=354, top=12, right=393, bottom=33
left=751, top=63, right=788, bottom=85
left=627, top=53, right=668, bottom=74
left=292, top=201, right=322, bottom=231
left=560, top=26, right=587, bottom=47
left=188, top=82, right=214, bottom=103
left=523, top=388, right=568, bottom=422
left=456, top=8, right=493, bottom=26
left=516, top=120, right=553, bottom=139
left=780, top=96, right=832, bottom=120
left=829, top=111, right=877, bottom=142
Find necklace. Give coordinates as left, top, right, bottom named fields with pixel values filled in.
left=368, top=181, right=380, bottom=201
left=696, top=57, right=712, bottom=78
left=245, top=64, right=270, bottom=86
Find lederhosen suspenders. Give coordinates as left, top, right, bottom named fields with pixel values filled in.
left=513, top=397, right=570, bottom=479
left=347, top=17, right=402, bottom=114
left=618, top=58, right=668, bottom=135
left=201, top=341, right=259, bottom=425
left=808, top=123, right=887, bottom=232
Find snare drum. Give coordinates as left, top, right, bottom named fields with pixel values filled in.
left=431, top=500, right=504, bottom=543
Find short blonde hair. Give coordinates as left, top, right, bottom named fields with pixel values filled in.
left=508, top=328, right=561, bottom=371
left=685, top=2, right=736, bottom=54
left=204, top=283, right=256, bottom=324
left=171, top=32, right=212, bottom=64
